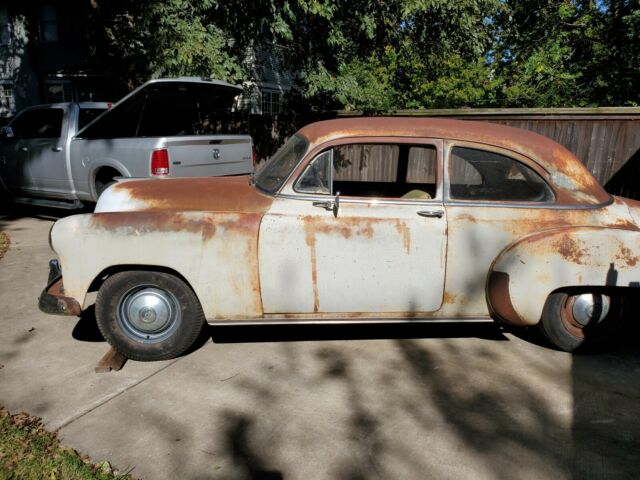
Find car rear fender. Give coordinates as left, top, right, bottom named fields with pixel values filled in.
left=487, top=227, right=640, bottom=326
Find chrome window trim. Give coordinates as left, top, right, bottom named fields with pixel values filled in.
left=276, top=192, right=612, bottom=210
left=277, top=192, right=444, bottom=207
left=444, top=198, right=613, bottom=210
left=280, top=137, right=444, bottom=200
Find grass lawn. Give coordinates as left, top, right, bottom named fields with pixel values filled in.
left=0, top=408, right=136, bottom=479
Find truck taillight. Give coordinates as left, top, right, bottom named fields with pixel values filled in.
left=252, top=145, right=257, bottom=167
left=151, top=148, right=169, bottom=176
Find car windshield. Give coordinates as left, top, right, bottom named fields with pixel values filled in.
left=254, top=134, right=308, bottom=194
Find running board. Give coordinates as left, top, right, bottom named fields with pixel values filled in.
left=14, top=197, right=84, bottom=210
left=208, top=317, right=494, bottom=326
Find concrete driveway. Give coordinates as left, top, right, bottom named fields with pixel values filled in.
left=1, top=204, right=639, bottom=480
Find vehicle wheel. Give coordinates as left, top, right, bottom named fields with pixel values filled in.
left=539, top=291, right=624, bottom=352
left=95, top=271, right=205, bottom=361
left=95, top=179, right=116, bottom=198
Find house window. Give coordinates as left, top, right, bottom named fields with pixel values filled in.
left=45, top=81, right=71, bottom=103
left=0, top=83, right=14, bottom=114
left=39, top=5, right=58, bottom=42
left=0, top=8, right=10, bottom=45
left=261, top=90, right=281, bottom=115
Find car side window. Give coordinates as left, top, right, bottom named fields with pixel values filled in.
left=296, top=143, right=438, bottom=200
left=449, top=147, right=554, bottom=202
left=10, top=109, right=64, bottom=139
left=296, top=150, right=331, bottom=194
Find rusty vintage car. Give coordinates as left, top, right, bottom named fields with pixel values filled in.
left=39, top=117, right=640, bottom=360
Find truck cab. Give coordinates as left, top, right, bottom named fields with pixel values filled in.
left=0, top=102, right=108, bottom=200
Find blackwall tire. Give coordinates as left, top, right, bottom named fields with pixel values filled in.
left=95, top=271, right=205, bottom=361
left=539, top=291, right=624, bottom=352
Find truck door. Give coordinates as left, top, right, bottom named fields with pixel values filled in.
left=0, top=118, right=27, bottom=194
left=0, top=107, right=67, bottom=196
left=19, top=107, right=68, bottom=196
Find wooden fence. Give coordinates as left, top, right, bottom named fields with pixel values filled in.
left=249, top=107, right=640, bottom=198
left=337, top=108, right=640, bottom=199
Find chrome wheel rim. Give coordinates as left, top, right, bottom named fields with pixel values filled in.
left=562, top=293, right=611, bottom=337
left=116, top=285, right=181, bottom=343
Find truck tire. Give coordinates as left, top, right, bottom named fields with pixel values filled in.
left=95, top=271, right=205, bottom=361
left=539, top=291, right=623, bottom=352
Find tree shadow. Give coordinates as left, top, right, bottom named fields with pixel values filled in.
left=223, top=412, right=284, bottom=480
left=570, top=298, right=640, bottom=479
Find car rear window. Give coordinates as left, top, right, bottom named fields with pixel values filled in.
left=449, top=147, right=554, bottom=202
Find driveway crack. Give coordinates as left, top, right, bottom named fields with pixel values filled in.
left=55, top=356, right=183, bottom=430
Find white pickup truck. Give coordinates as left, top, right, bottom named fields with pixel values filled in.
left=0, top=78, right=254, bottom=208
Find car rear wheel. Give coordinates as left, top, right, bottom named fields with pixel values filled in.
left=539, top=291, right=624, bottom=352
left=95, top=271, right=205, bottom=361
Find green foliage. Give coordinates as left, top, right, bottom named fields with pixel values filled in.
left=93, top=0, right=640, bottom=109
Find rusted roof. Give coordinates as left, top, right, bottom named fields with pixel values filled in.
left=297, top=117, right=611, bottom=205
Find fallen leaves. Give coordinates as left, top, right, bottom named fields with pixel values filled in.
left=0, top=231, right=9, bottom=260
left=0, top=407, right=137, bottom=479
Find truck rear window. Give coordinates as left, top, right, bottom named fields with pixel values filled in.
left=76, top=82, right=240, bottom=139
left=78, top=108, right=107, bottom=130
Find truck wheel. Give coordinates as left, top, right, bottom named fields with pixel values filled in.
left=539, top=291, right=623, bottom=352
left=95, top=179, right=116, bottom=197
left=95, top=271, right=205, bottom=361
left=94, top=167, right=122, bottom=198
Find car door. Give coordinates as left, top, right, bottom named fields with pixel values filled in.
left=441, top=141, right=559, bottom=317
left=259, top=138, right=447, bottom=316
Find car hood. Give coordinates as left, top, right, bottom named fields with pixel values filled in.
left=94, top=176, right=274, bottom=214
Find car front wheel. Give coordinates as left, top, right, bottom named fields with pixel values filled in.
left=539, top=291, right=624, bottom=352
left=95, top=271, right=205, bottom=361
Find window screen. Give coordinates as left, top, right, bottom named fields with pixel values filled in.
left=449, top=147, right=554, bottom=202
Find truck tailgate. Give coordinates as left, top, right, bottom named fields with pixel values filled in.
left=164, top=135, right=253, bottom=177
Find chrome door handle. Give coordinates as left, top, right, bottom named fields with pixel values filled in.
left=417, top=210, right=444, bottom=218
left=312, top=200, right=335, bottom=211
left=51, top=146, right=62, bottom=152
left=19, top=146, right=28, bottom=152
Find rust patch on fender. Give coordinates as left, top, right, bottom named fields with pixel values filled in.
left=486, top=271, right=527, bottom=326
left=456, top=213, right=478, bottom=224
left=91, top=211, right=260, bottom=241
left=303, top=220, right=320, bottom=313
left=443, top=292, right=457, bottom=304
left=113, top=176, right=274, bottom=213
left=553, top=234, right=588, bottom=264
left=615, top=244, right=639, bottom=267
left=393, top=220, right=411, bottom=254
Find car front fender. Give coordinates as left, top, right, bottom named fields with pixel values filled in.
left=487, top=227, right=640, bottom=326
left=50, top=211, right=264, bottom=320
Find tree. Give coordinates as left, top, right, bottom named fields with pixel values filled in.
left=89, top=0, right=640, bottom=109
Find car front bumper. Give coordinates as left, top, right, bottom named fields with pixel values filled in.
left=38, top=259, right=82, bottom=316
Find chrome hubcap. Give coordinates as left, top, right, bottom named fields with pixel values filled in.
left=571, top=293, right=610, bottom=327
left=117, top=286, right=181, bottom=342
